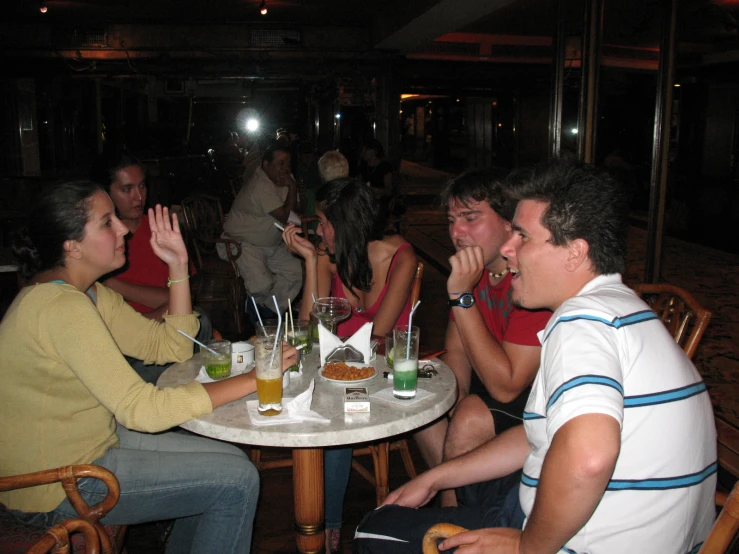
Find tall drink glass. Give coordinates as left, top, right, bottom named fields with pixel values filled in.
left=393, top=325, right=419, bottom=399
left=255, top=332, right=284, bottom=416
left=287, top=319, right=311, bottom=372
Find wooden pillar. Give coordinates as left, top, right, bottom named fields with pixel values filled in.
left=645, top=0, right=678, bottom=283
left=293, top=448, right=324, bottom=554
left=578, top=0, right=603, bottom=164
left=549, top=0, right=566, bottom=159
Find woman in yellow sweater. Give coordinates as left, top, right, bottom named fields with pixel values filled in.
left=0, top=180, right=296, bottom=553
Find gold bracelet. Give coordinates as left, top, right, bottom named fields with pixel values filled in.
left=167, top=275, right=190, bottom=288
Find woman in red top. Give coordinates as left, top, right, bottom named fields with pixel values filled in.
left=283, top=177, right=417, bottom=552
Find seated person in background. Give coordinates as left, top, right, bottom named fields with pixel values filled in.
left=220, top=142, right=302, bottom=316
left=282, top=178, right=417, bottom=553
left=90, top=148, right=212, bottom=384
left=355, top=161, right=717, bottom=554
left=318, top=150, right=350, bottom=184
left=1, top=180, right=298, bottom=554
left=414, top=170, right=550, bottom=507
left=359, top=139, right=394, bottom=232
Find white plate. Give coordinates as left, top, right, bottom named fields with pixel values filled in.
left=319, top=363, right=378, bottom=384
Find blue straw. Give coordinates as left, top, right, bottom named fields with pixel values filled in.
left=251, top=297, right=266, bottom=336
left=270, top=296, right=282, bottom=367
left=406, top=300, right=421, bottom=358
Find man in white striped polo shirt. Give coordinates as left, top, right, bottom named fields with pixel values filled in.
left=353, top=161, right=716, bottom=554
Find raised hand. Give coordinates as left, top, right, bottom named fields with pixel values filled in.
left=447, top=244, right=485, bottom=294
left=148, top=205, right=189, bottom=268
left=282, top=223, right=316, bottom=261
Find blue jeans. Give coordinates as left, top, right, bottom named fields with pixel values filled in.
left=324, top=447, right=353, bottom=530
left=15, top=425, right=259, bottom=554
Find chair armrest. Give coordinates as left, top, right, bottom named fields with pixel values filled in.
left=0, top=465, right=120, bottom=523
left=27, top=518, right=101, bottom=554
left=212, top=238, right=242, bottom=264
left=0, top=465, right=120, bottom=553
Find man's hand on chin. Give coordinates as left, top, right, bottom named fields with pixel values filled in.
left=438, top=528, right=522, bottom=554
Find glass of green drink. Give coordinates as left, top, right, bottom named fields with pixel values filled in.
left=202, top=340, right=232, bottom=380
left=286, top=320, right=311, bottom=371
left=393, top=325, right=419, bottom=399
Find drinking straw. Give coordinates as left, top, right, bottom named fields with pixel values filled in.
left=251, top=297, right=267, bottom=336
left=273, top=221, right=285, bottom=231
left=406, top=300, right=421, bottom=358
left=177, top=330, right=219, bottom=356
left=288, top=297, right=295, bottom=334
left=270, top=295, right=282, bottom=367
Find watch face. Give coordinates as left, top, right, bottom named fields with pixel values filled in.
left=460, top=294, right=474, bottom=307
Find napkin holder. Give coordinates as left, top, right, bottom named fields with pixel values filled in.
left=318, top=321, right=373, bottom=366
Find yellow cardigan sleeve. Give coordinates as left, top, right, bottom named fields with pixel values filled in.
left=41, top=287, right=212, bottom=432
left=93, top=282, right=201, bottom=365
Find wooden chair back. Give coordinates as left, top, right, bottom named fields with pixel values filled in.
left=0, top=465, right=125, bottom=553
left=181, top=194, right=228, bottom=270
left=410, top=262, right=424, bottom=307
left=632, top=283, right=711, bottom=360
left=699, top=481, right=739, bottom=553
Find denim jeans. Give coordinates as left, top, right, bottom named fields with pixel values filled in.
left=324, top=447, right=353, bottom=529
left=15, top=425, right=259, bottom=554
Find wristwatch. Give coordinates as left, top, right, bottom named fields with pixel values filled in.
left=448, top=292, right=475, bottom=309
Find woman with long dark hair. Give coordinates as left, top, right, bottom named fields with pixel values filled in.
left=282, top=177, right=417, bottom=551
left=0, top=180, right=296, bottom=553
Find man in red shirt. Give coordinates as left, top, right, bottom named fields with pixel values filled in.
left=92, top=150, right=212, bottom=383
left=414, top=170, right=551, bottom=507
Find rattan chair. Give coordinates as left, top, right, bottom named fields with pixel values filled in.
left=181, top=194, right=245, bottom=336
left=632, top=282, right=712, bottom=360
left=0, top=465, right=126, bottom=554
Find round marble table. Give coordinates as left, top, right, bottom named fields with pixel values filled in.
left=158, top=348, right=457, bottom=553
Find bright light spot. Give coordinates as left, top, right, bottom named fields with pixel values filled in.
left=674, top=83, right=680, bottom=87
left=571, top=128, right=578, bottom=134
left=246, top=118, right=259, bottom=132
left=373, top=122, right=376, bottom=130
left=39, top=5, right=48, bottom=13
left=497, top=123, right=503, bottom=128
left=335, top=113, right=341, bottom=119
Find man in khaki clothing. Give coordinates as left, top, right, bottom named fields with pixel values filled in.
left=220, top=143, right=302, bottom=314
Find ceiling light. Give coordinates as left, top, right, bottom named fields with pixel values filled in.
left=259, top=0, right=267, bottom=15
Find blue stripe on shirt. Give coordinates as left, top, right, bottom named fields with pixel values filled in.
left=624, top=382, right=707, bottom=408
left=543, top=310, right=658, bottom=342
left=522, top=461, right=717, bottom=492
left=523, top=412, right=545, bottom=420
left=546, top=375, right=624, bottom=411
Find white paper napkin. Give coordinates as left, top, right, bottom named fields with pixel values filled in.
left=370, top=387, right=434, bottom=406
left=246, top=379, right=330, bottom=426
left=318, top=321, right=373, bottom=365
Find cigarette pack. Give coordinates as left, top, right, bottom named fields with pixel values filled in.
left=344, top=387, right=370, bottom=413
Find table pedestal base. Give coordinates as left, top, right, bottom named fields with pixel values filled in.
left=293, top=448, right=325, bottom=554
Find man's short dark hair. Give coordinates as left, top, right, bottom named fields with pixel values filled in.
left=262, top=142, right=291, bottom=165
left=508, top=160, right=629, bottom=275
left=440, top=168, right=515, bottom=221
